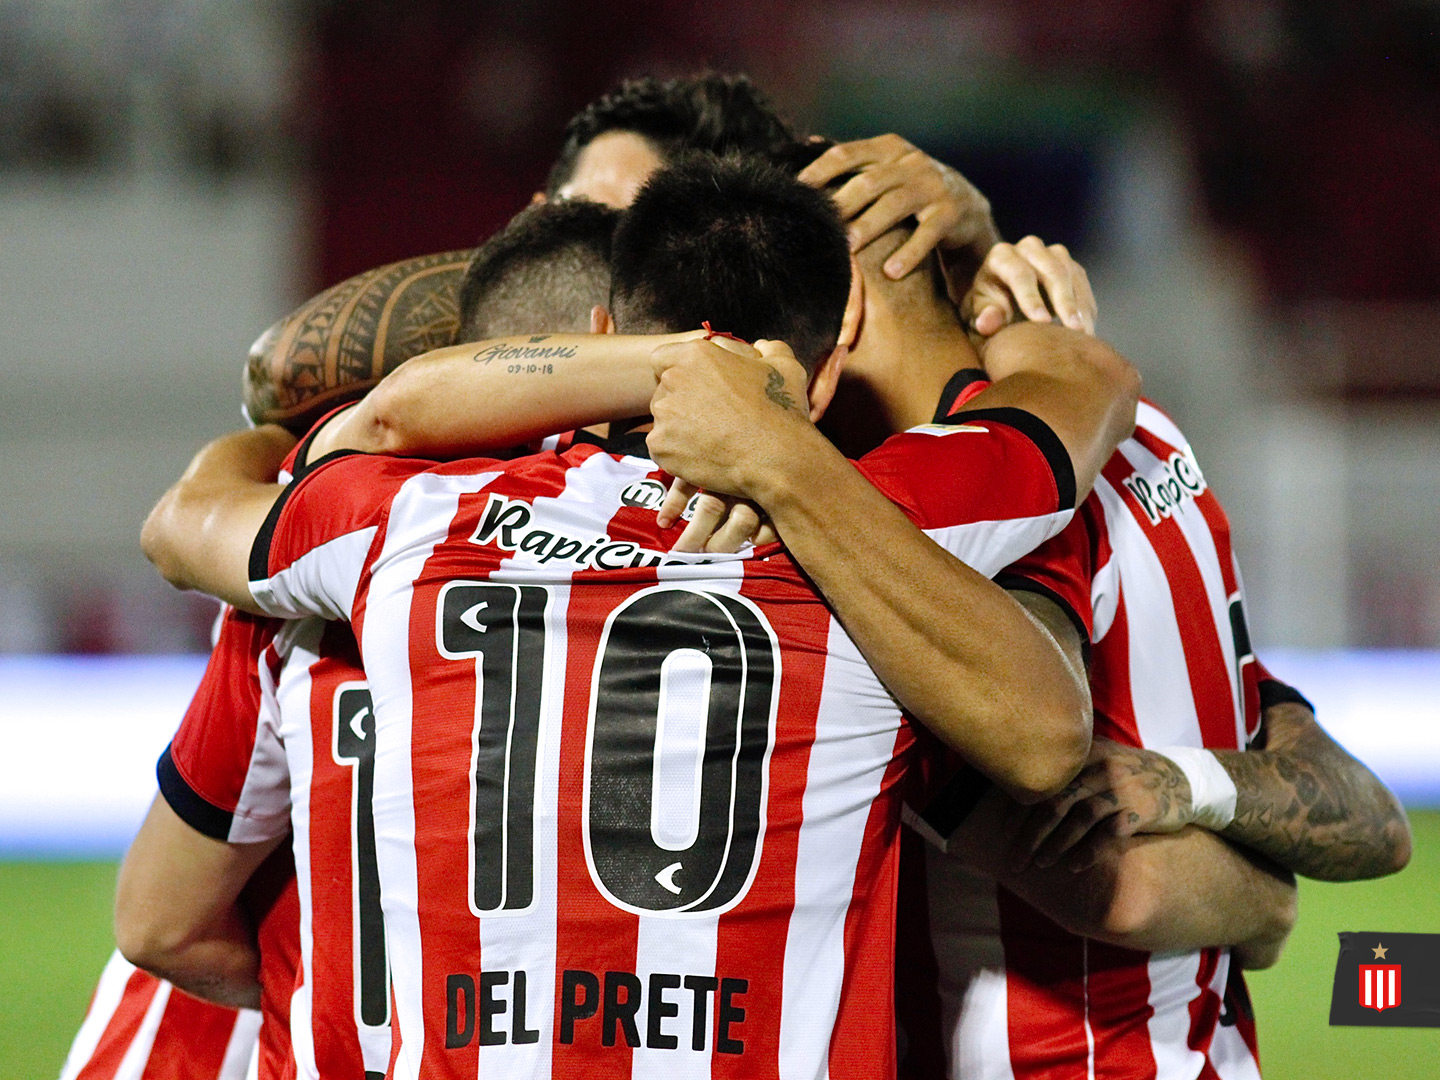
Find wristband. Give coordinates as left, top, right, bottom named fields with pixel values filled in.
left=1155, top=746, right=1237, bottom=831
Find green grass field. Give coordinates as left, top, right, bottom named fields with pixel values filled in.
left=3, top=814, right=1437, bottom=1078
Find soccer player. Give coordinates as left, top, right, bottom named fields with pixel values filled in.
left=137, top=153, right=1131, bottom=1079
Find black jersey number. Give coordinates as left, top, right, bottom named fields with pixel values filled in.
left=332, top=683, right=390, bottom=1028
left=585, top=587, right=778, bottom=915
left=438, top=582, right=779, bottom=918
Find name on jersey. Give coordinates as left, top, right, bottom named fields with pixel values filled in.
left=471, top=493, right=714, bottom=570
left=1122, top=446, right=1208, bottom=526
left=445, top=967, right=747, bottom=1054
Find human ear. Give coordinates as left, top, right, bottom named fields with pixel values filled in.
left=807, top=345, right=846, bottom=422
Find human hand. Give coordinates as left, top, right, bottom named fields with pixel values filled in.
left=647, top=338, right=818, bottom=504
left=798, top=134, right=999, bottom=280
left=657, top=479, right=779, bottom=553
left=962, top=236, right=1096, bottom=337
left=1007, top=738, right=1195, bottom=873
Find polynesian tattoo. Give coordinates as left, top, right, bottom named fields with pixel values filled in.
left=244, top=249, right=475, bottom=432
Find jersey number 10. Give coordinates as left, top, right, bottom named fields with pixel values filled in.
left=439, top=582, right=780, bottom=920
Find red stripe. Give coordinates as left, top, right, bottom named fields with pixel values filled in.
left=997, top=890, right=1089, bottom=1080
left=303, top=629, right=370, bottom=1078
left=1186, top=949, right=1224, bottom=1080
left=138, top=992, right=239, bottom=1080
left=829, top=726, right=910, bottom=1080
left=1100, top=455, right=1237, bottom=751
left=74, top=969, right=162, bottom=1080
left=1083, top=941, right=1157, bottom=1080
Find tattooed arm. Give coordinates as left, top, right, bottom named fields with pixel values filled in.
left=1010, top=695, right=1411, bottom=882
left=244, top=250, right=474, bottom=432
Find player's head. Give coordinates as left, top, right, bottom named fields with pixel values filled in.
left=457, top=199, right=620, bottom=342
left=609, top=152, right=851, bottom=378
left=785, top=139, right=966, bottom=377
left=546, top=72, right=802, bottom=208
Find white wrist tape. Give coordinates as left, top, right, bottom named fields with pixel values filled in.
left=1156, top=746, right=1237, bottom=831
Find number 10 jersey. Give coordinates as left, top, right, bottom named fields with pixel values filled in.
left=248, top=415, right=1076, bottom=1080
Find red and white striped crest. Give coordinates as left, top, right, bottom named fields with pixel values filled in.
left=1360, top=964, right=1401, bottom=1012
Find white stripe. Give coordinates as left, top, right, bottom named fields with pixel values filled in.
left=59, top=951, right=136, bottom=1080
left=1143, top=952, right=1208, bottom=1080
left=111, top=979, right=172, bottom=1080
left=922, top=510, right=1074, bottom=579
left=1208, top=1019, right=1261, bottom=1080
left=252, top=526, right=378, bottom=622
left=777, top=617, right=903, bottom=1080
left=363, top=472, right=500, bottom=1080
left=1135, top=402, right=1188, bottom=450
left=1390, top=967, right=1397, bottom=1007
left=218, top=1009, right=262, bottom=1080
left=273, top=623, right=322, bottom=1080
left=1095, top=475, right=1202, bottom=748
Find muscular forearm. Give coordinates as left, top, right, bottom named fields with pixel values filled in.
left=755, top=433, right=1091, bottom=801
left=953, top=789, right=1297, bottom=963
left=314, top=333, right=691, bottom=461
left=126, top=904, right=263, bottom=1010
left=1215, top=702, right=1412, bottom=881
left=966, top=323, right=1140, bottom=500
left=244, top=250, right=474, bottom=432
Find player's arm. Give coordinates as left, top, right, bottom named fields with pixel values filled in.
left=949, top=789, right=1298, bottom=967
left=304, top=330, right=702, bottom=463
left=1010, top=692, right=1412, bottom=882
left=955, top=320, right=1139, bottom=501
left=647, top=345, right=1101, bottom=801
left=935, top=607, right=1298, bottom=966
left=244, top=249, right=473, bottom=432
left=115, top=796, right=283, bottom=1009
left=141, top=427, right=293, bottom=612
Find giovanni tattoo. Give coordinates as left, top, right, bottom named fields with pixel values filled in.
left=763, top=367, right=800, bottom=413
left=472, top=341, right=580, bottom=366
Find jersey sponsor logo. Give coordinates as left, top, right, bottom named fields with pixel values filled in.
left=471, top=493, right=715, bottom=570
left=619, top=479, right=668, bottom=511
left=444, top=967, right=748, bottom=1053
left=1122, top=446, right=1208, bottom=525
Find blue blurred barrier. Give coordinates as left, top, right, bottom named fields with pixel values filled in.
left=0, top=650, right=1436, bottom=857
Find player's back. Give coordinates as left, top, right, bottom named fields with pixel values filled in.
left=928, top=401, right=1265, bottom=1080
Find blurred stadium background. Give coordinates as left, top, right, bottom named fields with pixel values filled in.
left=0, top=0, right=1436, bottom=1075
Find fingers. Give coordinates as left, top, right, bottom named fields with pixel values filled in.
left=1014, top=236, right=1085, bottom=331
left=882, top=202, right=961, bottom=279
left=1073, top=260, right=1097, bottom=334
left=1028, top=795, right=1122, bottom=870
left=797, top=133, right=912, bottom=189
left=707, top=501, right=763, bottom=553
left=982, top=243, right=1052, bottom=324
left=753, top=522, right=778, bottom=546
left=1008, top=766, right=1105, bottom=872
left=752, top=339, right=808, bottom=384
left=656, top=478, right=697, bottom=530
left=672, top=492, right=728, bottom=553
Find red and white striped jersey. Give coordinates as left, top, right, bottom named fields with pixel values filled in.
left=920, top=397, right=1266, bottom=1080
left=246, top=416, right=1078, bottom=1080
left=59, top=953, right=261, bottom=1080
left=162, top=607, right=394, bottom=1080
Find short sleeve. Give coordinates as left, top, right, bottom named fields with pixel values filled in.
left=160, top=608, right=291, bottom=843
left=995, top=508, right=1096, bottom=649
left=248, top=452, right=429, bottom=621
left=856, top=407, right=1077, bottom=578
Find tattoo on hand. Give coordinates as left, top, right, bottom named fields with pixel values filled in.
left=764, top=367, right=800, bottom=413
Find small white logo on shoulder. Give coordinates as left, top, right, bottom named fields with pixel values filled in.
left=1122, top=446, right=1207, bottom=526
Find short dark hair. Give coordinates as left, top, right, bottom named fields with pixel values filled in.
left=546, top=72, right=802, bottom=196
left=610, top=152, right=850, bottom=371
left=457, top=200, right=620, bottom=342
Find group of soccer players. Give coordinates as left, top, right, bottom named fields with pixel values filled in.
left=60, top=73, right=1412, bottom=1080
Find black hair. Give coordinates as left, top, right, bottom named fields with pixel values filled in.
left=457, top=199, right=620, bottom=342
left=546, top=72, right=802, bottom=196
left=610, top=152, right=851, bottom=371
